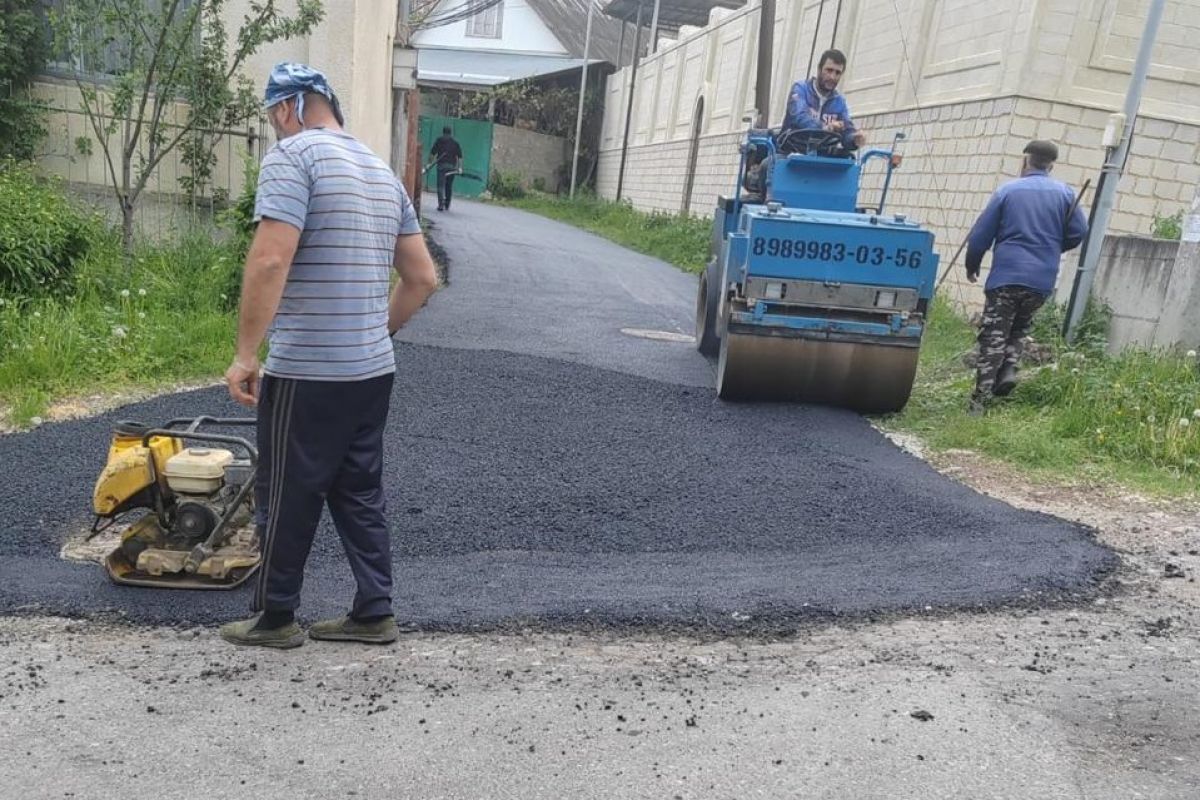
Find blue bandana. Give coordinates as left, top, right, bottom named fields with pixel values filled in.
left=263, top=62, right=345, bottom=127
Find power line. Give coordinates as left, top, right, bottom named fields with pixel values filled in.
left=413, top=0, right=506, bottom=31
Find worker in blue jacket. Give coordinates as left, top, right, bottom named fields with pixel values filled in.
left=782, top=49, right=866, bottom=151
left=965, top=140, right=1088, bottom=413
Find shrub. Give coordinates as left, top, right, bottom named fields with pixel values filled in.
left=218, top=157, right=259, bottom=260
left=213, top=158, right=258, bottom=310
left=0, top=161, right=101, bottom=297
left=0, top=0, right=50, bottom=160
left=489, top=170, right=526, bottom=200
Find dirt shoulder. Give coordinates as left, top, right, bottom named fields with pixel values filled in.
left=0, top=377, right=222, bottom=436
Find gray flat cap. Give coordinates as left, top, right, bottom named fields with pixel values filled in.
left=1023, top=139, right=1059, bottom=162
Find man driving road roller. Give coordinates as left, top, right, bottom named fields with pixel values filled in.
left=742, top=48, right=866, bottom=199
left=782, top=48, right=867, bottom=152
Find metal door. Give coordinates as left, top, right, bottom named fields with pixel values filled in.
left=419, top=115, right=493, bottom=199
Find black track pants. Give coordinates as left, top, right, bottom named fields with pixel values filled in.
left=252, top=372, right=395, bottom=618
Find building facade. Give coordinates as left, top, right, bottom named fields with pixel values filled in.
left=412, top=0, right=624, bottom=90
left=596, top=0, right=1200, bottom=307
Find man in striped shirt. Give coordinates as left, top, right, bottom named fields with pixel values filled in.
left=221, top=63, right=438, bottom=649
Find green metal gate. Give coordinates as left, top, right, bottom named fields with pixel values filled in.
left=418, top=115, right=492, bottom=199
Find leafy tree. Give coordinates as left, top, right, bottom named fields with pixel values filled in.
left=0, top=0, right=50, bottom=160
left=48, top=0, right=323, bottom=252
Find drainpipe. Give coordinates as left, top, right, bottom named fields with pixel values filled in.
left=805, top=0, right=826, bottom=78
left=755, top=0, right=776, bottom=126
left=570, top=0, right=596, bottom=198
left=649, top=0, right=662, bottom=54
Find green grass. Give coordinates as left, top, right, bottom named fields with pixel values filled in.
left=506, top=193, right=1200, bottom=497
left=498, top=192, right=711, bottom=273
left=0, top=229, right=240, bottom=426
left=886, top=298, right=1200, bottom=496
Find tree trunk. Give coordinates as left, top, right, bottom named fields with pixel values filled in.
left=121, top=200, right=135, bottom=259
left=122, top=118, right=134, bottom=258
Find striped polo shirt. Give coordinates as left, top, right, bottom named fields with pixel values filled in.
left=254, top=128, right=421, bottom=381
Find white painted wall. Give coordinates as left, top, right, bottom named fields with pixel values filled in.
left=412, top=0, right=567, bottom=55
left=235, top=0, right=397, bottom=159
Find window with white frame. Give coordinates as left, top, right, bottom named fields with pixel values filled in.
left=466, top=0, right=503, bottom=39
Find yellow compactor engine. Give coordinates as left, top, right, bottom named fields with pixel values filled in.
left=90, top=418, right=260, bottom=589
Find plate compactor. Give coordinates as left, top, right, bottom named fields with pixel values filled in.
left=696, top=128, right=939, bottom=413
left=90, top=417, right=260, bottom=589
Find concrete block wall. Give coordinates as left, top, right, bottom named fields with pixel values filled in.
left=491, top=125, right=568, bottom=190
left=853, top=98, right=1021, bottom=309
left=31, top=79, right=254, bottom=201
left=31, top=0, right=397, bottom=221
left=594, top=132, right=742, bottom=215
left=1023, top=99, right=1200, bottom=312
left=859, top=97, right=1200, bottom=309
left=1090, top=235, right=1181, bottom=351
left=1155, top=186, right=1200, bottom=349
left=29, top=79, right=256, bottom=240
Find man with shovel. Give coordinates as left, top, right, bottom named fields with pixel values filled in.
left=965, top=140, right=1088, bottom=414
left=429, top=126, right=463, bottom=211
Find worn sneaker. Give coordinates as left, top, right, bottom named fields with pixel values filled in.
left=308, top=615, right=400, bottom=644
left=219, top=615, right=306, bottom=649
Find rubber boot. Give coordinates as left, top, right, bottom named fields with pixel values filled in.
left=993, top=363, right=1018, bottom=397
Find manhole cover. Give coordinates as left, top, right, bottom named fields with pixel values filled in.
left=620, top=328, right=695, bottom=343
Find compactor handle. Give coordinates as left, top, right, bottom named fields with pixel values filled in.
left=183, top=544, right=213, bottom=574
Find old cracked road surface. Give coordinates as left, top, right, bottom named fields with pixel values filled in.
left=0, top=199, right=1114, bottom=629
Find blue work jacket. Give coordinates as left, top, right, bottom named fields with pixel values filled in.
left=966, top=170, right=1088, bottom=295
left=782, top=79, right=859, bottom=150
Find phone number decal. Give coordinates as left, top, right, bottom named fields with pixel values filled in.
left=751, top=237, right=925, bottom=268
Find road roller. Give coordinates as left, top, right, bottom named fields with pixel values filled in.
left=695, top=127, right=939, bottom=413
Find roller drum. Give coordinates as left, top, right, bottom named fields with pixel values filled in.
left=716, top=329, right=919, bottom=413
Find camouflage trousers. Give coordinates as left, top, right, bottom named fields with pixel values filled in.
left=974, top=285, right=1047, bottom=399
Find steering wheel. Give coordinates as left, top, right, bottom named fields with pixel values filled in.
left=776, top=128, right=848, bottom=157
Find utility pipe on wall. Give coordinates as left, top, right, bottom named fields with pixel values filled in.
left=755, top=0, right=776, bottom=126
left=1064, top=0, right=1167, bottom=343
left=569, top=0, right=596, bottom=198
left=614, top=0, right=645, bottom=202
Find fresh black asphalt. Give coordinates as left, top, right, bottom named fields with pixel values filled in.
left=0, top=198, right=1116, bottom=630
